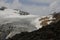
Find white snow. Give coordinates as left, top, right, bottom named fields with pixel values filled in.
left=0, top=9, right=20, bottom=18
left=50, top=0, right=60, bottom=13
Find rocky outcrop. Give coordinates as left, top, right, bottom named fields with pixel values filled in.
left=18, top=11, right=29, bottom=15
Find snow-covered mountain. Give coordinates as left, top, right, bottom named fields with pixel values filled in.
left=0, top=7, right=29, bottom=18
left=0, top=7, right=57, bottom=40
left=0, top=7, right=40, bottom=40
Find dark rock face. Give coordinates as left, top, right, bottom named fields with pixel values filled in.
left=0, top=7, right=7, bottom=10
left=51, top=12, right=60, bottom=22
left=19, top=11, right=29, bottom=15
left=7, top=20, right=60, bottom=40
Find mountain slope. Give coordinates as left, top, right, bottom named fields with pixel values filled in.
left=7, top=20, right=60, bottom=40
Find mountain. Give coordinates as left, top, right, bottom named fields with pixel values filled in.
left=0, top=7, right=40, bottom=40
left=6, top=12, right=60, bottom=40
left=0, top=7, right=29, bottom=16
left=0, top=7, right=60, bottom=40
left=7, top=18, right=60, bottom=40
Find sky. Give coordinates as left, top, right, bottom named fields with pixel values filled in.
left=0, top=0, right=60, bottom=16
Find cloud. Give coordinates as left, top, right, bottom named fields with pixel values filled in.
left=0, top=0, right=49, bottom=15
left=25, top=0, right=57, bottom=4
left=49, top=0, right=60, bottom=13
left=19, top=0, right=49, bottom=6
left=9, top=0, right=22, bottom=9
left=0, top=0, right=60, bottom=15
left=21, top=4, right=49, bottom=16
left=0, top=0, right=9, bottom=7
left=0, top=0, right=22, bottom=9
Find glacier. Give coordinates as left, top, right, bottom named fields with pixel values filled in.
left=0, top=8, right=54, bottom=40
left=0, top=8, right=42, bottom=40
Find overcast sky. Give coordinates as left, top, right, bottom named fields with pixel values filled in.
left=0, top=0, right=60, bottom=16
